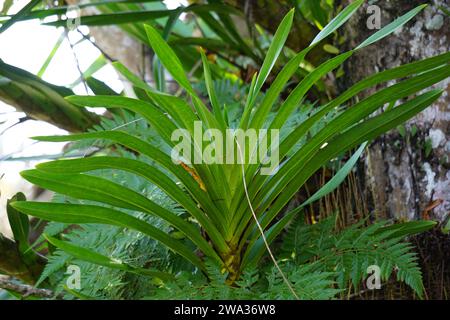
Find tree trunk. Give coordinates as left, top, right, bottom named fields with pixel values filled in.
left=340, top=0, right=449, bottom=222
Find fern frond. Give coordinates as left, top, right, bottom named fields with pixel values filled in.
left=281, top=215, right=425, bottom=297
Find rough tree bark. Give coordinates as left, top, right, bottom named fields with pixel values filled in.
left=339, top=0, right=449, bottom=222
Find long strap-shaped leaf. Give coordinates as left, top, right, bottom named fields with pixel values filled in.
left=37, top=156, right=229, bottom=254
left=152, top=92, right=232, bottom=210
left=241, top=142, right=367, bottom=267
left=43, top=3, right=241, bottom=27
left=247, top=64, right=450, bottom=219
left=356, top=4, right=427, bottom=50
left=145, top=90, right=232, bottom=209
left=44, top=234, right=174, bottom=281
left=301, top=142, right=367, bottom=208
left=144, top=24, right=220, bottom=131
left=194, top=10, right=234, bottom=44
left=5, top=1, right=167, bottom=22
left=20, top=169, right=220, bottom=262
left=32, top=131, right=227, bottom=228
left=239, top=9, right=294, bottom=129
left=0, top=0, right=41, bottom=33
left=249, top=46, right=314, bottom=131
left=232, top=51, right=354, bottom=214
left=212, top=7, right=259, bottom=63
left=11, top=201, right=205, bottom=271
left=144, top=24, right=194, bottom=94
left=146, top=91, right=199, bottom=134
left=237, top=4, right=435, bottom=202
left=200, top=50, right=227, bottom=130
left=278, top=52, right=450, bottom=159
left=66, top=95, right=176, bottom=145
left=240, top=90, right=443, bottom=266
left=6, top=192, right=33, bottom=261
left=228, top=50, right=353, bottom=232
left=266, top=64, right=450, bottom=198
left=249, top=0, right=407, bottom=131
left=229, top=51, right=354, bottom=216
left=236, top=88, right=444, bottom=245
left=112, top=61, right=154, bottom=92
left=243, top=90, right=443, bottom=249
left=310, top=0, right=364, bottom=45
left=248, top=3, right=433, bottom=170
left=101, top=67, right=235, bottom=220
left=224, top=55, right=450, bottom=246
left=268, top=51, right=353, bottom=131
left=145, top=26, right=225, bottom=200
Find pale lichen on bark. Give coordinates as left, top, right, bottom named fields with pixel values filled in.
left=340, top=0, right=449, bottom=221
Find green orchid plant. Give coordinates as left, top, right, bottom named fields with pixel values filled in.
left=10, top=1, right=449, bottom=289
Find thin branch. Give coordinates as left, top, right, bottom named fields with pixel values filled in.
left=0, top=116, right=30, bottom=135
left=0, top=276, right=57, bottom=299
left=76, top=29, right=117, bottom=63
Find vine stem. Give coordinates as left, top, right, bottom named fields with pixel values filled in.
left=234, top=137, right=300, bottom=300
